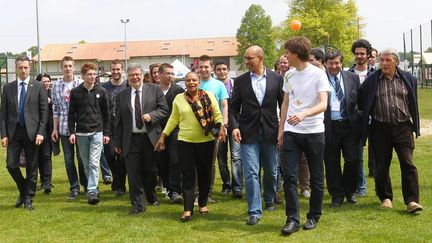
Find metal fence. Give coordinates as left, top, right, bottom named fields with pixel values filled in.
left=402, top=20, right=432, bottom=88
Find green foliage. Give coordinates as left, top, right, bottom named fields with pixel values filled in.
left=276, top=0, right=363, bottom=66
left=236, top=4, right=277, bottom=70
left=79, top=40, right=87, bottom=44
left=425, top=47, right=432, bottom=53
left=27, top=46, right=39, bottom=58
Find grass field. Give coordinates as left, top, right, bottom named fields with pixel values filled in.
left=0, top=89, right=431, bottom=242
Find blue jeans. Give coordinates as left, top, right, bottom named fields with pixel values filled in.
left=99, top=150, right=112, bottom=178
left=357, top=145, right=367, bottom=193
left=77, top=132, right=103, bottom=194
left=217, top=132, right=242, bottom=192
left=241, top=129, right=278, bottom=217
left=60, top=135, right=87, bottom=192
left=281, top=132, right=325, bottom=224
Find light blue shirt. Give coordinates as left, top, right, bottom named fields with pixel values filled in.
left=328, top=72, right=345, bottom=120
left=250, top=69, right=267, bottom=105
left=199, top=77, right=228, bottom=109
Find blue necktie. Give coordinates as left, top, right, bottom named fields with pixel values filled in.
left=18, top=82, right=26, bottom=127
left=334, top=76, right=346, bottom=118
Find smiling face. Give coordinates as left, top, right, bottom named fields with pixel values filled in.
left=110, top=63, right=123, bottom=82
left=159, top=67, right=175, bottom=85
left=185, top=72, right=200, bottom=94
left=41, top=76, right=51, bottom=90
left=244, top=48, right=263, bottom=73
left=326, top=56, right=343, bottom=76
left=278, top=56, right=289, bottom=73
left=127, top=67, right=144, bottom=90
left=198, top=60, right=212, bottom=80
left=214, top=64, right=228, bottom=81
left=151, top=66, right=160, bottom=84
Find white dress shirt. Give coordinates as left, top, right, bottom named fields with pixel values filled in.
left=250, top=69, right=267, bottom=105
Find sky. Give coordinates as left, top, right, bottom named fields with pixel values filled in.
left=0, top=0, right=431, bottom=54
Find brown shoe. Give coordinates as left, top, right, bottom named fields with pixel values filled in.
left=407, top=202, right=423, bottom=213
left=381, top=199, right=393, bottom=208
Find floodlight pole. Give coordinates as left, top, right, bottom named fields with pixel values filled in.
left=120, top=19, right=130, bottom=70
left=36, top=0, right=42, bottom=73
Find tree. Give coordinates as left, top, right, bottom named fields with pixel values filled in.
left=425, top=47, right=432, bottom=53
left=236, top=4, right=277, bottom=69
left=27, top=46, right=38, bottom=58
left=276, top=0, right=362, bottom=65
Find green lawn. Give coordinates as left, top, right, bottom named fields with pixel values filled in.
left=418, top=88, right=432, bottom=119
left=0, top=90, right=431, bottom=242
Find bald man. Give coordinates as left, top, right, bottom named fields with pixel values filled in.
left=229, top=45, right=284, bottom=225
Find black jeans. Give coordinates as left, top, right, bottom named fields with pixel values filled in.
left=38, top=132, right=53, bottom=185
left=370, top=120, right=419, bottom=204
left=324, top=120, right=360, bottom=199
left=104, top=141, right=126, bottom=191
left=281, top=131, right=325, bottom=224
left=178, top=140, right=214, bottom=212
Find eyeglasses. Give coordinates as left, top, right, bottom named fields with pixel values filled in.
left=128, top=73, right=143, bottom=78
left=243, top=56, right=256, bottom=61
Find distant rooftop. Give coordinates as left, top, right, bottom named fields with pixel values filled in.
left=33, top=37, right=238, bottom=62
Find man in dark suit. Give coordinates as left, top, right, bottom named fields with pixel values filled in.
left=114, top=63, right=168, bottom=214
left=323, top=50, right=362, bottom=208
left=359, top=49, right=422, bottom=213
left=229, top=45, right=284, bottom=225
left=0, top=56, right=48, bottom=210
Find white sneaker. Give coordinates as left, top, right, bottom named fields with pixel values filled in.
left=301, top=189, right=311, bottom=198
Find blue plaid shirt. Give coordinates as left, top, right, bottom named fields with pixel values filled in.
left=52, top=77, right=82, bottom=136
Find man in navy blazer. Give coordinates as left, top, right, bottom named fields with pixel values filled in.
left=323, top=50, right=362, bottom=208
left=229, top=45, right=284, bottom=225
left=0, top=56, right=48, bottom=210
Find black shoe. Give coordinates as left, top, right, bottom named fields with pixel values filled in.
left=246, top=215, right=260, bottom=225
left=281, top=220, right=300, bottom=235
left=15, top=196, right=24, bottom=208
left=265, top=203, right=275, bottom=211
left=128, top=207, right=145, bottom=215
left=346, top=194, right=357, bottom=204
left=87, top=193, right=100, bottom=205
left=24, top=199, right=34, bottom=210
left=303, top=218, right=318, bottom=230
left=330, top=197, right=343, bottom=208
left=44, top=183, right=53, bottom=194
left=170, top=192, right=183, bottom=204
left=67, top=190, right=79, bottom=200
left=274, top=192, right=283, bottom=205
left=115, top=189, right=126, bottom=196
left=233, top=191, right=243, bottom=199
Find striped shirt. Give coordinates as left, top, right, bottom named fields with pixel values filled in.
left=52, top=77, right=82, bottom=136
left=372, top=72, right=410, bottom=124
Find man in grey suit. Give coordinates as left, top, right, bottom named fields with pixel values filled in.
left=0, top=56, right=48, bottom=210
left=114, top=63, right=168, bottom=214
left=323, top=50, right=362, bottom=208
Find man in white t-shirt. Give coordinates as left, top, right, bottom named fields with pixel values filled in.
left=278, top=36, right=329, bottom=235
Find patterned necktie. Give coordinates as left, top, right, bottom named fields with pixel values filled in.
left=18, top=82, right=27, bottom=127
left=135, top=89, right=143, bottom=129
left=334, top=76, right=346, bottom=118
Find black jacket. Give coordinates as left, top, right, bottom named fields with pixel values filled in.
left=358, top=67, right=420, bottom=145
left=68, top=83, right=110, bottom=136
left=229, top=69, right=284, bottom=144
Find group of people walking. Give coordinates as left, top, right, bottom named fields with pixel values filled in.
left=0, top=35, right=422, bottom=236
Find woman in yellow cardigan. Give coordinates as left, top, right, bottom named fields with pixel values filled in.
left=155, top=72, right=225, bottom=222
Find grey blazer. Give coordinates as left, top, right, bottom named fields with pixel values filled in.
left=114, top=83, right=168, bottom=157
left=0, top=79, right=48, bottom=141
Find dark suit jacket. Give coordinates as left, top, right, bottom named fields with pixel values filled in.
left=324, top=71, right=362, bottom=143
left=358, top=67, right=420, bottom=145
left=229, top=69, right=284, bottom=144
left=114, top=83, right=168, bottom=157
left=161, top=83, right=184, bottom=128
left=0, top=79, right=48, bottom=141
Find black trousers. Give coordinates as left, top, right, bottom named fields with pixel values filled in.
left=6, top=125, right=39, bottom=199
left=324, top=120, right=360, bottom=199
left=38, top=133, right=52, bottom=185
left=281, top=132, right=325, bottom=224
left=124, top=133, right=157, bottom=210
left=104, top=141, right=126, bottom=191
left=369, top=120, right=419, bottom=204
left=157, top=130, right=182, bottom=195
left=178, top=140, right=214, bottom=212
